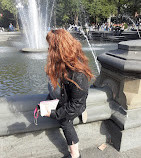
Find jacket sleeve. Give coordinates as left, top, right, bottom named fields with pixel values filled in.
left=50, top=72, right=88, bottom=120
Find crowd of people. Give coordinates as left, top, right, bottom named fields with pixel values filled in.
left=88, top=22, right=132, bottom=32
left=67, top=20, right=141, bottom=38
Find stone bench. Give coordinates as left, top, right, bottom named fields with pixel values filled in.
left=0, top=87, right=111, bottom=136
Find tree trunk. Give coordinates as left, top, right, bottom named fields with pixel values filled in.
left=95, top=16, right=97, bottom=25
left=15, top=13, right=19, bottom=31
left=107, top=15, right=111, bottom=26
left=74, top=14, right=78, bottom=25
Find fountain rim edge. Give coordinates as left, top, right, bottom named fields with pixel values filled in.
left=21, top=48, right=48, bottom=53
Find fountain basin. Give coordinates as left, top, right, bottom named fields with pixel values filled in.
left=0, top=87, right=110, bottom=136
left=21, top=48, right=47, bottom=53
left=95, top=39, right=141, bottom=151
left=97, top=39, right=141, bottom=73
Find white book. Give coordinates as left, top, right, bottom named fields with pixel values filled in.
left=40, top=99, right=59, bottom=117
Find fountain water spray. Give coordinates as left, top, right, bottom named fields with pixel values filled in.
left=16, top=0, right=55, bottom=50
left=77, top=0, right=100, bottom=74
left=48, top=0, right=55, bottom=28
left=80, top=29, right=100, bottom=74
left=123, top=15, right=141, bottom=39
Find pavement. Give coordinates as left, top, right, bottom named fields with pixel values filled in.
left=80, top=144, right=141, bottom=158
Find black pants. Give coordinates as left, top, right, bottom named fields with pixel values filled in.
left=59, top=118, right=79, bottom=145
left=46, top=94, right=79, bottom=145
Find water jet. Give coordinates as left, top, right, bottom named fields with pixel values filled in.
left=16, top=0, right=55, bottom=52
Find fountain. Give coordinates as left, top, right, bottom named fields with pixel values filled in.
left=96, top=39, right=141, bottom=151
left=16, top=0, right=55, bottom=52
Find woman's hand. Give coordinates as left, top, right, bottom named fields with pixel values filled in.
left=45, top=106, right=51, bottom=117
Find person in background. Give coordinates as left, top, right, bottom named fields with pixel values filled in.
left=9, top=23, right=14, bottom=31
left=45, top=29, right=94, bottom=158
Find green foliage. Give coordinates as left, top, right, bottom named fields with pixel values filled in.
left=0, top=0, right=140, bottom=28
left=0, top=0, right=17, bottom=16
left=81, top=0, right=117, bottom=24
left=125, top=0, right=141, bottom=16
left=62, top=15, right=69, bottom=23
left=124, top=23, right=128, bottom=29
left=55, top=0, right=81, bottom=26
left=55, top=0, right=141, bottom=26
left=111, top=0, right=141, bottom=17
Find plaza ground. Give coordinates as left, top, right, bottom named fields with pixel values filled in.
left=80, top=144, right=141, bottom=158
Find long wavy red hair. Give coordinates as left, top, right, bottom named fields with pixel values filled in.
left=46, top=29, right=94, bottom=89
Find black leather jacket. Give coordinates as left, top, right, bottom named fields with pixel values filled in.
left=50, top=70, right=88, bottom=120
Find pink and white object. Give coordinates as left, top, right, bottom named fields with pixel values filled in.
left=40, top=99, right=59, bottom=117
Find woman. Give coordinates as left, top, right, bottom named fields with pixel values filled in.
left=45, top=29, right=94, bottom=158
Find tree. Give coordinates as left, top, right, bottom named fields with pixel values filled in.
left=0, top=0, right=140, bottom=29
left=0, top=0, right=17, bottom=16
left=126, top=0, right=141, bottom=17
left=0, top=0, right=18, bottom=28
left=55, top=0, right=81, bottom=27
left=109, top=0, right=141, bottom=17
left=82, top=0, right=117, bottom=24
left=108, top=0, right=141, bottom=24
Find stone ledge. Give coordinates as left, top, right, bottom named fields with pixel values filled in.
left=110, top=101, right=141, bottom=130
left=105, top=119, right=141, bottom=151
left=0, top=87, right=111, bottom=136
left=118, top=40, right=141, bottom=51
